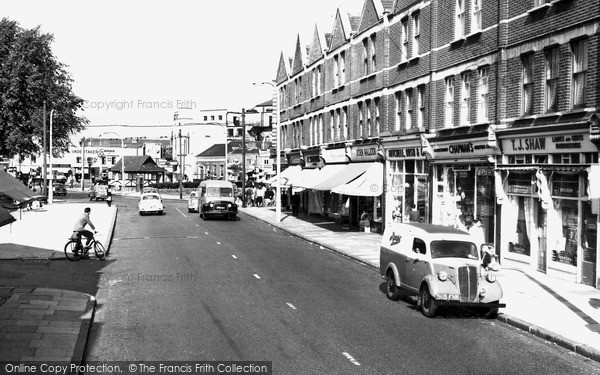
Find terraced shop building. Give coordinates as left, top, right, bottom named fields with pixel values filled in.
left=270, top=0, right=600, bottom=288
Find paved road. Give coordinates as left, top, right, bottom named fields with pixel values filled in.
left=5, top=194, right=598, bottom=374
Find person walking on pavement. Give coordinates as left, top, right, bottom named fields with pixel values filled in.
left=291, top=192, right=300, bottom=216
left=73, top=207, right=97, bottom=250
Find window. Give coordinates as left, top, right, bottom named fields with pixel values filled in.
left=461, top=73, right=471, bottom=125
left=370, top=35, right=376, bottom=72
left=522, top=54, right=534, bottom=115
left=375, top=98, right=381, bottom=134
left=545, top=48, right=559, bottom=112
left=211, top=116, right=215, bottom=121
left=203, top=116, right=208, bottom=121
left=533, top=0, right=546, bottom=6
left=456, top=0, right=465, bottom=39
left=395, top=92, right=402, bottom=131
left=417, top=86, right=425, bottom=130
left=333, top=55, right=339, bottom=87
left=478, top=67, right=489, bottom=123
left=406, top=90, right=413, bottom=130
left=316, top=65, right=322, bottom=95
left=572, top=39, right=588, bottom=108
left=312, top=69, right=317, bottom=97
left=358, top=102, right=364, bottom=138
left=412, top=13, right=420, bottom=57
left=342, top=107, right=348, bottom=140
left=330, top=110, right=336, bottom=141
left=339, top=52, right=346, bottom=85
left=366, top=99, right=372, bottom=136
left=471, top=0, right=482, bottom=33
left=363, top=39, right=369, bottom=75
left=318, top=115, right=323, bottom=145
left=401, top=20, right=408, bottom=63
left=445, top=77, right=454, bottom=128
left=219, top=115, right=223, bottom=120
left=336, top=108, right=342, bottom=141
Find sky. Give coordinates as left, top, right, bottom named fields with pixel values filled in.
left=2, top=0, right=365, bottom=137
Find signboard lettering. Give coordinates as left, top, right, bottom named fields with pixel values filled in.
left=503, top=133, right=595, bottom=154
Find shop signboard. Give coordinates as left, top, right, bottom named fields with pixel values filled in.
left=286, top=152, right=303, bottom=166
left=321, top=147, right=348, bottom=164
left=351, top=144, right=379, bottom=162
left=501, top=132, right=596, bottom=155
left=387, top=147, right=424, bottom=159
left=304, top=154, right=321, bottom=169
left=430, top=137, right=500, bottom=160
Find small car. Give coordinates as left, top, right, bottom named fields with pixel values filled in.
left=138, top=192, right=164, bottom=215
left=52, top=183, right=67, bottom=196
left=141, top=187, right=159, bottom=195
left=198, top=180, right=237, bottom=220
left=188, top=191, right=199, bottom=213
left=380, top=223, right=505, bottom=318
left=88, top=183, right=108, bottom=201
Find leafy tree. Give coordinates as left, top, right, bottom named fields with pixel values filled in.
left=0, top=18, right=87, bottom=160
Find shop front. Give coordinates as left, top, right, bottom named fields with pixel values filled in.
left=497, top=126, right=599, bottom=286
left=429, top=126, right=500, bottom=246
left=382, top=134, right=429, bottom=227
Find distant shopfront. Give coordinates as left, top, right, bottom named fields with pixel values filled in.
left=497, top=126, right=599, bottom=287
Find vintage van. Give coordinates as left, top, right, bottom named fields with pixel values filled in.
left=197, top=180, right=238, bottom=220
left=380, top=223, right=505, bottom=318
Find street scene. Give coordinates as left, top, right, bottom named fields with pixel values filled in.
left=1, top=0, right=600, bottom=374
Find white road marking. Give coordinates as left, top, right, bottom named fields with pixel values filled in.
left=186, top=236, right=198, bottom=239
left=217, top=241, right=221, bottom=245
left=286, top=303, right=296, bottom=310
left=232, top=255, right=237, bottom=259
left=253, top=274, right=261, bottom=279
left=342, top=352, right=361, bottom=366
left=175, top=207, right=187, bottom=218
left=205, top=232, right=209, bottom=235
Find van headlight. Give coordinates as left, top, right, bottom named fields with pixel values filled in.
left=486, top=272, right=496, bottom=283
left=227, top=203, right=232, bottom=208
left=437, top=271, right=448, bottom=282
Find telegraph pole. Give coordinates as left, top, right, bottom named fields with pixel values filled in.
left=42, top=102, right=47, bottom=197
left=179, top=128, right=183, bottom=199
left=241, top=108, right=246, bottom=207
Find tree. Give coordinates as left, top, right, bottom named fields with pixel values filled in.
left=0, top=18, right=87, bottom=160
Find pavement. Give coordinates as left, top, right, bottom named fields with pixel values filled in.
left=1, top=191, right=600, bottom=364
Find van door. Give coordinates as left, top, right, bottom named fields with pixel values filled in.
left=405, top=237, right=430, bottom=292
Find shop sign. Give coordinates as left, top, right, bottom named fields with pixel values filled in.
left=304, top=155, right=321, bottom=169
left=351, top=145, right=379, bottom=162
left=502, top=133, right=597, bottom=154
left=387, top=147, right=423, bottom=159
left=286, top=153, right=303, bottom=166
left=71, top=147, right=119, bottom=156
left=431, top=138, right=499, bottom=160
left=321, top=148, right=348, bottom=164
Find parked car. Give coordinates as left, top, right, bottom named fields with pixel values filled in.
left=380, top=223, right=505, bottom=318
left=188, top=191, right=199, bottom=213
left=138, top=192, right=164, bottom=215
left=197, top=180, right=237, bottom=220
left=88, top=183, right=108, bottom=201
left=52, top=183, right=67, bottom=196
left=142, top=187, right=159, bottom=195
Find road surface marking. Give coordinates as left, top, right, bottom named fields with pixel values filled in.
left=175, top=207, right=187, bottom=218
left=186, top=236, right=198, bottom=239
left=232, top=255, right=237, bottom=259
left=253, top=274, right=261, bottom=279
left=342, top=352, right=361, bottom=366
left=217, top=241, right=221, bottom=245
left=205, top=232, right=209, bottom=235
left=286, top=303, right=297, bottom=310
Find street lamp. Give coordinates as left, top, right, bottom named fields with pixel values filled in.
left=253, top=81, right=281, bottom=223
left=48, top=109, right=55, bottom=204
left=102, top=132, right=125, bottom=193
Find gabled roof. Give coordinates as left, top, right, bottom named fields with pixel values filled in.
left=291, top=34, right=306, bottom=76
left=329, top=8, right=354, bottom=52
left=109, top=155, right=165, bottom=173
left=307, top=24, right=327, bottom=66
left=357, top=0, right=385, bottom=35
left=197, top=144, right=225, bottom=158
left=275, top=52, right=290, bottom=85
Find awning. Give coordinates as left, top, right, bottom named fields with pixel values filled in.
left=296, top=164, right=347, bottom=190
left=0, top=205, right=15, bottom=228
left=332, top=162, right=383, bottom=197
left=266, top=165, right=304, bottom=187
left=2, top=188, right=36, bottom=205
left=300, top=162, right=376, bottom=191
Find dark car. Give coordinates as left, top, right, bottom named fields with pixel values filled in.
left=53, top=183, right=67, bottom=196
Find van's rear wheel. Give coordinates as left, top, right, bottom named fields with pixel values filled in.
left=385, top=270, right=402, bottom=301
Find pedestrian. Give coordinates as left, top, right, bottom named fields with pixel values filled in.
left=256, top=184, right=266, bottom=207
left=106, top=190, right=112, bottom=207
left=408, top=203, right=420, bottom=222
left=291, top=192, right=300, bottom=216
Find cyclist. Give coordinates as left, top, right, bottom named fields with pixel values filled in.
left=73, top=207, right=97, bottom=251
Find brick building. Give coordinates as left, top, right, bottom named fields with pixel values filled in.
left=273, top=0, right=600, bottom=287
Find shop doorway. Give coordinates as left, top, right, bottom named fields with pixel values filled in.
left=582, top=201, right=597, bottom=286
left=536, top=200, right=547, bottom=273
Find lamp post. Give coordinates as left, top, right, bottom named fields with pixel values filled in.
left=102, top=132, right=125, bottom=193
left=48, top=109, right=55, bottom=204
left=253, top=81, right=281, bottom=222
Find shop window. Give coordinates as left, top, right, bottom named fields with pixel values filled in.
left=582, top=201, right=597, bottom=265
left=549, top=199, right=578, bottom=266
left=508, top=196, right=531, bottom=256
left=551, top=173, right=579, bottom=198
left=509, top=154, right=532, bottom=164
left=534, top=155, right=548, bottom=164
left=508, top=172, right=533, bottom=194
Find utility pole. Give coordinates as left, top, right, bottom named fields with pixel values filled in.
left=241, top=108, right=246, bottom=207
left=42, top=102, right=47, bottom=197
left=179, top=128, right=183, bottom=199
left=81, top=138, right=85, bottom=191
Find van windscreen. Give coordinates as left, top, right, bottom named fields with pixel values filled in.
left=207, top=187, right=233, bottom=197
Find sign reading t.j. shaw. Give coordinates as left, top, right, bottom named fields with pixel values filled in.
left=501, top=133, right=596, bottom=154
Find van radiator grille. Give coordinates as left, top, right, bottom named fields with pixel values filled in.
left=458, top=266, right=478, bottom=302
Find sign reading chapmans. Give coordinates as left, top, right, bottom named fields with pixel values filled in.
left=502, top=133, right=596, bottom=154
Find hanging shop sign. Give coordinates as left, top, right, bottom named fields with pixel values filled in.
left=321, top=147, right=348, bottom=164
left=286, top=151, right=303, bottom=166
left=351, top=144, right=380, bottom=162
left=304, top=154, right=321, bottom=169
left=501, top=132, right=597, bottom=154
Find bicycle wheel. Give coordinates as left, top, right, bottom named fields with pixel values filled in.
left=64, top=240, right=83, bottom=261
left=93, top=241, right=106, bottom=260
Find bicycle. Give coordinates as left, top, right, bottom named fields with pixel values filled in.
left=64, top=231, right=106, bottom=261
